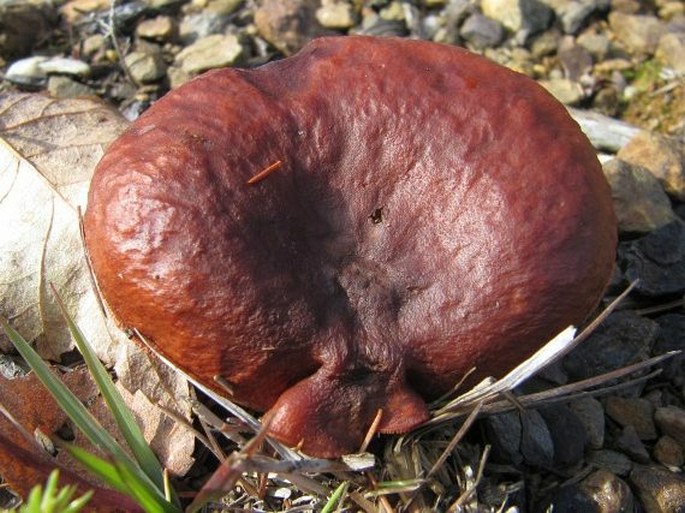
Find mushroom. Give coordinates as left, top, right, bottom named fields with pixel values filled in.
left=84, top=36, right=617, bottom=457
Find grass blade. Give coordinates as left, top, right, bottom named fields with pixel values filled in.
left=321, top=482, right=349, bottom=513
left=0, top=317, right=174, bottom=511
left=51, top=285, right=168, bottom=496
left=66, top=444, right=177, bottom=513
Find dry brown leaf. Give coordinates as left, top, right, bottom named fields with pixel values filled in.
left=0, top=367, right=142, bottom=511
left=0, top=92, right=128, bottom=362
left=0, top=92, right=194, bottom=474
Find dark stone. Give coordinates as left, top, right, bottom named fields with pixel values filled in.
left=520, top=410, right=555, bottom=468
left=539, top=404, right=587, bottom=467
left=619, top=220, right=685, bottom=297
left=485, top=410, right=523, bottom=466
left=563, top=311, right=658, bottom=382
left=653, top=314, right=685, bottom=384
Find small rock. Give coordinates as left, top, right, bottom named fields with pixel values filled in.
left=558, top=37, right=593, bottom=81
left=539, top=405, right=587, bottom=467
left=542, top=468, right=636, bottom=513
left=653, top=314, right=685, bottom=385
left=581, top=469, right=635, bottom=513
left=659, top=1, right=684, bottom=20
left=459, top=13, right=505, bottom=49
left=59, top=0, right=109, bottom=24
left=47, top=76, right=95, bottom=98
left=577, top=31, right=611, bottom=60
left=606, top=396, right=657, bottom=441
left=136, top=15, right=176, bottom=42
left=602, top=159, right=676, bottom=234
left=38, top=57, right=91, bottom=77
left=608, top=12, right=665, bottom=55
left=654, top=406, right=685, bottom=448
left=520, top=409, right=554, bottom=468
left=654, top=436, right=685, bottom=468
left=563, top=311, right=657, bottom=382
left=81, top=34, right=107, bottom=61
left=316, top=0, right=358, bottom=29
left=485, top=410, right=523, bottom=465
left=481, top=0, right=554, bottom=38
left=619, top=221, right=685, bottom=297
left=570, top=397, right=605, bottom=450
left=379, top=1, right=406, bottom=21
left=205, top=0, right=243, bottom=15
left=174, top=33, right=243, bottom=75
left=0, top=354, right=26, bottom=379
left=5, top=56, right=91, bottom=88
left=529, top=28, right=561, bottom=58
left=656, top=33, right=685, bottom=74
left=538, top=77, right=584, bottom=105
left=541, top=0, right=599, bottom=34
left=617, top=131, right=685, bottom=202
left=125, top=51, right=167, bottom=84
left=629, top=465, right=685, bottom=513
left=178, top=11, right=231, bottom=44
left=616, top=425, right=651, bottom=464
left=254, top=0, right=324, bottom=55
left=587, top=449, right=633, bottom=477
left=592, top=86, right=620, bottom=117
left=354, top=14, right=408, bottom=37
left=0, top=0, right=56, bottom=60
left=4, top=55, right=49, bottom=87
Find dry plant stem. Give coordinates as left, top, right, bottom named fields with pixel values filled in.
left=635, top=296, right=685, bottom=315
left=359, top=409, right=383, bottom=453
left=429, top=281, right=639, bottom=426
left=403, top=402, right=484, bottom=511
left=366, top=474, right=395, bottom=513
left=484, top=350, right=676, bottom=411
left=107, top=0, right=137, bottom=86
left=213, top=375, right=235, bottom=397
left=186, top=419, right=270, bottom=512
left=133, top=329, right=301, bottom=461
left=348, top=490, right=377, bottom=513
left=447, top=444, right=491, bottom=512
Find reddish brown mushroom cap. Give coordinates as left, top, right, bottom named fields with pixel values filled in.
left=84, top=36, right=617, bottom=457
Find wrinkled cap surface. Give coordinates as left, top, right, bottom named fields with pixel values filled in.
left=84, top=36, right=617, bottom=457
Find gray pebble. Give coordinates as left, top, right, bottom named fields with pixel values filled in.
left=179, top=11, right=231, bottom=44
left=570, top=396, right=605, bottom=450
left=605, top=396, right=658, bottom=441
left=587, top=449, right=634, bottom=477
left=616, top=425, right=651, bottom=464
left=538, top=77, right=584, bottom=105
left=603, top=159, right=677, bottom=234
left=563, top=311, right=658, bottom=382
left=460, top=13, right=504, bottom=49
left=174, top=33, right=243, bottom=75
left=609, top=12, right=665, bottom=55
left=47, top=75, right=95, bottom=98
left=654, top=406, right=685, bottom=448
left=125, top=51, right=167, bottom=84
left=520, top=409, right=554, bottom=468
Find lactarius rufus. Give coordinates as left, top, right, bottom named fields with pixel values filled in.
left=84, top=36, right=617, bottom=457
